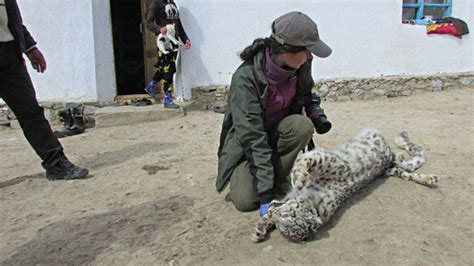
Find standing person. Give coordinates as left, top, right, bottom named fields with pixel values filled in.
left=0, top=0, right=88, bottom=180
left=216, top=11, right=333, bottom=218
left=145, top=0, right=191, bottom=109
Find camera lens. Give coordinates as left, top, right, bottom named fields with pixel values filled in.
left=314, top=116, right=332, bottom=134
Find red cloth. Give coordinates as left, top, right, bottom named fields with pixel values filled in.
left=427, top=23, right=461, bottom=38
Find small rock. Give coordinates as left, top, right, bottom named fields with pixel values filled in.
left=373, top=89, right=386, bottom=96
left=431, top=80, right=443, bottom=91
left=318, top=84, right=329, bottom=94
left=460, top=77, right=473, bottom=86
left=401, top=90, right=413, bottom=96
left=263, top=245, right=274, bottom=252
left=414, top=81, right=427, bottom=89
left=336, top=95, right=351, bottom=102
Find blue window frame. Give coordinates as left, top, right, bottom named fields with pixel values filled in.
left=403, top=0, right=452, bottom=24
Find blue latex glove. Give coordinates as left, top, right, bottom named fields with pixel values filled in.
left=259, top=202, right=271, bottom=218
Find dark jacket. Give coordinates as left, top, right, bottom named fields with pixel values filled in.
left=216, top=49, right=315, bottom=197
left=146, top=0, right=189, bottom=42
left=5, top=0, right=36, bottom=57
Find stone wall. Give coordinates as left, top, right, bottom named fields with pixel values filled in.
left=0, top=102, right=99, bottom=129
left=1, top=72, right=472, bottom=129
left=192, top=72, right=474, bottom=111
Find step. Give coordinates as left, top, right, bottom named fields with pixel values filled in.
left=94, top=104, right=184, bottom=128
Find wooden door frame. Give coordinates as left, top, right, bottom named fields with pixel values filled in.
left=140, top=0, right=159, bottom=93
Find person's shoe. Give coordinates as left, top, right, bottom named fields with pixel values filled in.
left=164, top=102, right=180, bottom=109
left=69, top=115, right=86, bottom=135
left=53, top=110, right=73, bottom=138
left=144, top=80, right=158, bottom=100
left=53, top=108, right=86, bottom=138
left=164, top=91, right=180, bottom=109
left=46, top=157, right=89, bottom=180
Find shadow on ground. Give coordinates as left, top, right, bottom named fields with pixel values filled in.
left=78, top=141, right=178, bottom=170
left=0, top=173, right=44, bottom=189
left=1, top=195, right=194, bottom=265
left=0, top=141, right=177, bottom=189
left=308, top=177, right=389, bottom=242
left=275, top=176, right=389, bottom=243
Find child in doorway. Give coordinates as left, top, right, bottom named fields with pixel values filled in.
left=145, top=0, right=191, bottom=108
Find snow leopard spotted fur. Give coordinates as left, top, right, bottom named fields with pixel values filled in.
left=252, top=129, right=439, bottom=243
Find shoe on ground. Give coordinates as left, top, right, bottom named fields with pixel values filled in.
left=46, top=158, right=89, bottom=180
left=54, top=124, right=85, bottom=138
left=54, top=108, right=86, bottom=138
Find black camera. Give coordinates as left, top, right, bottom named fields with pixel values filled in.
left=291, top=92, right=332, bottom=134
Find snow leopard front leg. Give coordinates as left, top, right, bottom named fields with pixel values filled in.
left=251, top=204, right=278, bottom=242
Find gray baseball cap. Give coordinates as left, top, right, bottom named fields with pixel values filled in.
left=271, top=11, right=332, bottom=58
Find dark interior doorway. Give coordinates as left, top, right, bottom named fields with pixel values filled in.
left=110, top=0, right=145, bottom=95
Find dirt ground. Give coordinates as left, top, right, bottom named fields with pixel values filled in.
left=0, top=88, right=473, bottom=265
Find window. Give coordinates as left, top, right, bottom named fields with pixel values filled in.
left=402, top=0, right=452, bottom=24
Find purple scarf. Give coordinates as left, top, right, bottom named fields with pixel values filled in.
left=264, top=48, right=297, bottom=128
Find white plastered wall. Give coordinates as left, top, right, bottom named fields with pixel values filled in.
left=17, top=0, right=473, bottom=102
left=176, top=0, right=473, bottom=99
left=18, top=0, right=116, bottom=103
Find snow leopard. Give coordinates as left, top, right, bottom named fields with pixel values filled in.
left=252, top=129, right=439, bottom=243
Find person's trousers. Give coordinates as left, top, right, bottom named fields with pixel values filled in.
left=228, top=114, right=314, bottom=212
left=153, top=50, right=177, bottom=93
left=0, top=41, right=63, bottom=169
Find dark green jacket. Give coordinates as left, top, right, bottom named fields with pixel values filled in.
left=216, top=49, right=315, bottom=196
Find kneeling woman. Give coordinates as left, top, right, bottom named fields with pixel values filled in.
left=216, top=11, right=333, bottom=218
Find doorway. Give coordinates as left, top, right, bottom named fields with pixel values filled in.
left=110, top=0, right=146, bottom=96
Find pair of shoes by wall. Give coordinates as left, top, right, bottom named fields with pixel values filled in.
left=54, top=103, right=86, bottom=138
